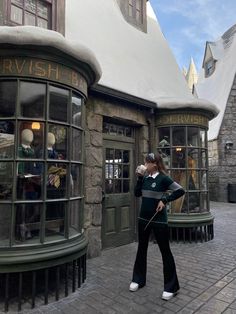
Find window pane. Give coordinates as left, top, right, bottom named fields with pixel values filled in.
left=12, top=0, right=23, bottom=6
left=25, top=0, right=36, bottom=13
left=114, top=180, right=121, bottom=193
left=18, top=122, right=44, bottom=159
left=45, top=202, right=65, bottom=237
left=0, top=81, right=17, bottom=117
left=157, top=127, right=170, bottom=168
left=172, top=127, right=185, bottom=146
left=188, top=127, right=199, bottom=147
left=17, top=162, right=43, bottom=200
left=189, top=192, right=200, bottom=213
left=123, top=180, right=129, bottom=193
left=171, top=169, right=187, bottom=189
left=200, top=149, right=207, bottom=168
left=0, top=162, right=13, bottom=200
left=200, top=129, right=206, bottom=148
left=170, top=193, right=186, bottom=214
left=25, top=11, right=36, bottom=26
left=172, top=148, right=186, bottom=168
left=136, top=0, right=141, bottom=10
left=38, top=0, right=48, bottom=18
left=38, top=17, right=48, bottom=29
left=200, top=192, right=208, bottom=212
left=47, top=163, right=67, bottom=199
left=71, top=164, right=81, bottom=197
left=129, top=4, right=133, bottom=17
left=0, top=121, right=15, bottom=159
left=105, top=179, right=113, bottom=194
left=123, top=165, right=129, bottom=178
left=136, top=9, right=141, bottom=23
left=0, top=204, right=11, bottom=246
left=201, top=171, right=207, bottom=190
left=72, top=128, right=82, bottom=161
left=123, top=150, right=129, bottom=163
left=69, top=200, right=80, bottom=236
left=157, top=128, right=170, bottom=147
left=49, top=86, right=69, bottom=122
left=11, top=5, right=23, bottom=24
left=20, top=82, right=45, bottom=118
left=15, top=203, right=41, bottom=242
left=48, top=125, right=68, bottom=160
left=72, top=95, right=82, bottom=127
left=106, top=148, right=114, bottom=162
left=188, top=148, right=199, bottom=168
left=188, top=170, right=199, bottom=190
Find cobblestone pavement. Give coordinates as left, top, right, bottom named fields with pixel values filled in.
left=26, top=202, right=236, bottom=314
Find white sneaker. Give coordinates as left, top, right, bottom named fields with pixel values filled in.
left=129, top=282, right=139, bottom=292
left=162, top=291, right=176, bottom=300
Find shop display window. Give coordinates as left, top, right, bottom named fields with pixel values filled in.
left=0, top=79, right=84, bottom=246
left=157, top=125, right=209, bottom=214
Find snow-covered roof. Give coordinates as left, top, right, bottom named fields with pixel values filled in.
left=196, top=24, right=236, bottom=140
left=65, top=0, right=218, bottom=117
left=0, top=26, right=102, bottom=84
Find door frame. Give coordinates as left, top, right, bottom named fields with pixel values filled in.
left=102, top=133, right=136, bottom=249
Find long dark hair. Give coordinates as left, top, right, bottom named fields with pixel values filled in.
left=145, top=153, right=167, bottom=174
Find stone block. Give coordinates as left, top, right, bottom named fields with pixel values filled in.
left=84, top=130, right=90, bottom=146
left=85, top=186, right=102, bottom=203
left=84, top=166, right=103, bottom=188
left=90, top=131, right=103, bottom=147
left=92, top=204, right=102, bottom=226
left=85, top=147, right=103, bottom=167
left=86, top=226, right=102, bottom=258
left=84, top=204, right=93, bottom=228
left=87, top=112, right=102, bottom=132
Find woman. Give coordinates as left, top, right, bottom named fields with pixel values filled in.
left=129, top=153, right=185, bottom=300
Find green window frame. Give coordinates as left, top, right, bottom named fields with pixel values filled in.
left=0, top=78, right=85, bottom=247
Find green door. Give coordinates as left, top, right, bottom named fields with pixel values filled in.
left=102, top=139, right=135, bottom=249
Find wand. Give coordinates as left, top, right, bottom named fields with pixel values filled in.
left=144, top=211, right=158, bottom=231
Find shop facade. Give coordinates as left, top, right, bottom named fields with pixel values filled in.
left=0, top=27, right=101, bottom=311
left=0, top=0, right=219, bottom=311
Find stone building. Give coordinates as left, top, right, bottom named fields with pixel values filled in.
left=0, top=0, right=218, bottom=310
left=195, top=24, right=236, bottom=202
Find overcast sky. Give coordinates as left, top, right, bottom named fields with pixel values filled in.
left=149, top=0, right=236, bottom=72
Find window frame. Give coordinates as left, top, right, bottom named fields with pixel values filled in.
left=8, top=0, right=52, bottom=29
left=0, top=77, right=85, bottom=247
left=204, top=58, right=215, bottom=77
left=119, top=0, right=147, bottom=33
left=157, top=125, right=209, bottom=214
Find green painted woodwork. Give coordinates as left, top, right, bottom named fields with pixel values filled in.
left=102, top=139, right=135, bottom=249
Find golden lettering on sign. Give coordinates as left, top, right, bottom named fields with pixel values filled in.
left=157, top=113, right=208, bottom=128
left=0, top=57, right=87, bottom=95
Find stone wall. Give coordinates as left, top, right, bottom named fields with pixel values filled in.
left=208, top=75, right=236, bottom=202
left=84, top=95, right=149, bottom=258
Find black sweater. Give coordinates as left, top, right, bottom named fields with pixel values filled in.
left=135, top=173, right=185, bottom=225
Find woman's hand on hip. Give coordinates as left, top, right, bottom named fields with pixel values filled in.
left=156, top=200, right=165, bottom=212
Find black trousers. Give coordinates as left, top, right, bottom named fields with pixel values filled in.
left=132, top=221, right=180, bottom=293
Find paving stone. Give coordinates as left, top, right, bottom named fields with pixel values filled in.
left=196, top=298, right=230, bottom=313
left=223, top=309, right=236, bottom=314
left=16, top=202, right=236, bottom=314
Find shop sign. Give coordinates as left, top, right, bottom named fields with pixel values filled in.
left=157, top=113, right=208, bottom=128
left=0, top=57, right=87, bottom=95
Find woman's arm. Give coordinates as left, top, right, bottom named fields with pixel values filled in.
left=134, top=176, right=143, bottom=197
left=161, top=180, right=185, bottom=205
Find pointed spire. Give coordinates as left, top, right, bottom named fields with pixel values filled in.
left=185, top=57, right=198, bottom=93
left=182, top=66, right=187, bottom=77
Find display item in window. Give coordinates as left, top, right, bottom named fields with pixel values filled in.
left=16, top=129, right=41, bottom=241
left=46, top=132, right=65, bottom=233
